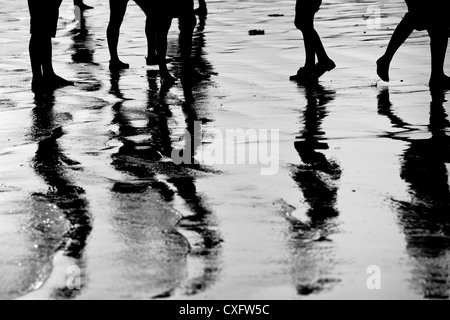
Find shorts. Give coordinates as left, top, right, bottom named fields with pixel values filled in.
left=137, top=0, right=195, bottom=29
left=134, top=0, right=194, bottom=18
left=28, top=0, right=63, bottom=37
left=156, top=0, right=194, bottom=19
left=405, top=0, right=449, bottom=30
left=296, top=0, right=322, bottom=14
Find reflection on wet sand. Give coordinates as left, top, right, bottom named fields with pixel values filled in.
left=107, top=18, right=222, bottom=297
left=68, top=9, right=102, bottom=92
left=288, top=84, right=341, bottom=296
left=30, top=94, right=92, bottom=299
left=378, top=88, right=450, bottom=299
left=294, top=85, right=340, bottom=224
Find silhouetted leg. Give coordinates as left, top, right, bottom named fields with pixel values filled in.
left=157, top=17, right=176, bottom=86
left=145, top=16, right=158, bottom=64
left=107, top=0, right=130, bottom=70
left=41, top=36, right=55, bottom=78
left=134, top=1, right=161, bottom=66
left=29, top=34, right=44, bottom=92
left=28, top=0, right=72, bottom=91
left=309, top=23, right=335, bottom=80
left=377, top=13, right=415, bottom=82
left=178, top=12, right=197, bottom=102
left=179, top=13, right=196, bottom=79
left=292, top=4, right=334, bottom=82
left=145, top=17, right=173, bottom=66
left=290, top=10, right=316, bottom=82
left=41, top=36, right=74, bottom=89
left=295, top=11, right=316, bottom=70
left=428, top=25, right=450, bottom=89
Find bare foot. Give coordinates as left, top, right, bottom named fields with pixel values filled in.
left=429, top=75, right=450, bottom=90
left=31, top=77, right=45, bottom=93
left=47, top=75, right=74, bottom=90
left=109, top=60, right=130, bottom=71
left=377, top=56, right=390, bottom=82
left=311, top=59, right=336, bottom=80
left=290, top=66, right=314, bottom=82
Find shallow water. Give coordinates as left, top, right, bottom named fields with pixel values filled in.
left=0, top=0, right=449, bottom=300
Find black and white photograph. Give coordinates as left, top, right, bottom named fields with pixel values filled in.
left=0, top=0, right=450, bottom=302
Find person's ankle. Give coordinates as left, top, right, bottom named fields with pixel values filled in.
left=429, top=74, right=450, bottom=89
left=430, top=73, right=447, bottom=80
left=47, top=74, right=74, bottom=86
left=320, top=58, right=335, bottom=67
left=377, top=56, right=391, bottom=82
left=146, top=55, right=158, bottom=65
left=109, top=59, right=129, bottom=70
left=31, top=77, right=44, bottom=92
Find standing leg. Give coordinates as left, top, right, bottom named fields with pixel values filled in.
left=156, top=17, right=176, bottom=86
left=135, top=0, right=161, bottom=66
left=291, top=9, right=316, bottom=81
left=145, top=16, right=173, bottom=66
left=29, top=0, right=72, bottom=92
left=295, top=10, right=316, bottom=71
left=377, top=13, right=415, bottom=82
left=145, top=15, right=159, bottom=64
left=107, top=0, right=130, bottom=70
left=291, top=0, right=334, bottom=82
left=28, top=0, right=45, bottom=92
left=179, top=11, right=197, bottom=102
left=179, top=13, right=196, bottom=79
left=41, top=32, right=74, bottom=88
left=308, top=13, right=335, bottom=80
left=428, top=24, right=450, bottom=89
left=29, top=34, right=44, bottom=92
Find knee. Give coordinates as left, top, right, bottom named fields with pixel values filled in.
left=179, top=14, right=196, bottom=32
left=30, top=33, right=47, bottom=43
left=107, top=18, right=123, bottom=34
left=295, top=17, right=312, bottom=32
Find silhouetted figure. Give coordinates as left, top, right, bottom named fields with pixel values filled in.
left=155, top=1, right=198, bottom=87
left=107, top=0, right=199, bottom=93
left=195, top=0, right=208, bottom=18
left=107, top=0, right=160, bottom=71
left=28, top=0, right=74, bottom=93
left=377, top=1, right=450, bottom=89
left=290, top=0, right=336, bottom=84
left=377, top=88, right=450, bottom=299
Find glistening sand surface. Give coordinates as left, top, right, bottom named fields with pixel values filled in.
left=0, top=0, right=450, bottom=300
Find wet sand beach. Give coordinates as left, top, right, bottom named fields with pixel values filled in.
left=1, top=0, right=450, bottom=300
